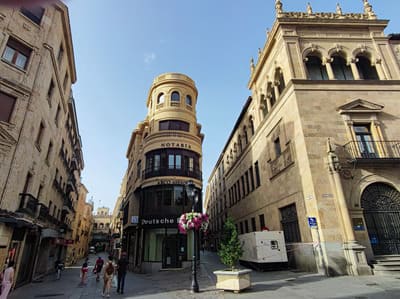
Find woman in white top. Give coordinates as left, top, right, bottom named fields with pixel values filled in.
left=0, top=261, right=15, bottom=299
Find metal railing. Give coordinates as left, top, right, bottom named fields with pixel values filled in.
left=344, top=140, right=400, bottom=160
left=143, top=167, right=202, bottom=180
left=18, top=193, right=39, bottom=217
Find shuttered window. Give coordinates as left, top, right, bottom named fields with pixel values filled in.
left=0, top=91, right=16, bottom=123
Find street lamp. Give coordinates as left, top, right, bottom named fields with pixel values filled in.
left=185, top=180, right=199, bottom=293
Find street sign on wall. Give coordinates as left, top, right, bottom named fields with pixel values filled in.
left=308, top=217, right=318, bottom=228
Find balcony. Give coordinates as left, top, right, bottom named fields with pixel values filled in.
left=269, top=143, right=294, bottom=178
left=18, top=193, right=39, bottom=218
left=344, top=140, right=400, bottom=165
left=37, top=204, right=49, bottom=221
left=143, top=167, right=202, bottom=180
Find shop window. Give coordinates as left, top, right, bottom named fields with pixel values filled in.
left=331, top=54, right=353, bottom=80
left=0, top=91, right=16, bottom=123
left=305, top=55, right=329, bottom=80
left=2, top=37, right=32, bottom=69
left=356, top=55, right=379, bottom=80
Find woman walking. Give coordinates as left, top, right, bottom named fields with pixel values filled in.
left=0, top=261, right=15, bottom=299
left=102, top=259, right=114, bottom=297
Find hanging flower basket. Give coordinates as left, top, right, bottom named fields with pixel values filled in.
left=178, top=212, right=209, bottom=234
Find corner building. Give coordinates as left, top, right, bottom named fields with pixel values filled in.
left=123, top=73, right=203, bottom=273
left=205, top=1, right=400, bottom=276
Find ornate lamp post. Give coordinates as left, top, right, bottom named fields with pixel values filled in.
left=185, top=180, right=199, bottom=293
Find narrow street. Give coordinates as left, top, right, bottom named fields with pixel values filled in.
left=8, top=251, right=400, bottom=299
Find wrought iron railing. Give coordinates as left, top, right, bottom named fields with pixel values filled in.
left=143, top=167, right=202, bottom=180
left=344, top=140, right=400, bottom=160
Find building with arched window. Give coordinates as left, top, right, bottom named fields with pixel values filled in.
left=121, top=73, right=204, bottom=272
left=205, top=1, right=400, bottom=276
left=91, top=207, right=112, bottom=252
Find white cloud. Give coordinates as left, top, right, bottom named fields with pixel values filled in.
left=144, top=52, right=156, bottom=64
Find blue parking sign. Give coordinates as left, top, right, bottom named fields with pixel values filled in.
left=308, top=217, right=318, bottom=228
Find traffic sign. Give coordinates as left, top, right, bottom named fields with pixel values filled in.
left=308, top=217, right=318, bottom=228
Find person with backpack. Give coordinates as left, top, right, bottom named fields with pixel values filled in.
left=102, top=257, right=114, bottom=297
left=116, top=252, right=129, bottom=294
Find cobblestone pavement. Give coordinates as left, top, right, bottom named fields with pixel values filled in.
left=9, top=251, right=400, bottom=299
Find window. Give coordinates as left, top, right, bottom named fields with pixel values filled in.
left=154, top=154, right=160, bottom=171
left=0, top=91, right=16, bottom=123
left=245, top=171, right=250, bottom=194
left=171, top=91, right=180, bottom=102
left=259, top=214, right=265, bottom=230
left=240, top=222, right=244, bottom=234
left=305, top=55, right=329, bottom=80
left=241, top=176, right=245, bottom=197
left=354, top=124, right=376, bottom=158
left=276, top=69, right=285, bottom=94
left=57, top=43, right=64, bottom=66
left=268, top=82, right=276, bottom=107
left=245, top=220, right=249, bottom=233
left=186, top=95, right=192, bottom=106
left=137, top=160, right=141, bottom=178
left=20, top=7, right=44, bottom=25
left=22, top=172, right=33, bottom=194
left=37, top=184, right=43, bottom=200
left=274, top=137, right=282, bottom=157
left=159, top=120, right=189, bottom=132
left=36, top=121, right=45, bottom=149
left=356, top=55, right=379, bottom=80
left=243, top=126, right=248, bottom=145
left=238, top=135, right=242, bottom=152
left=280, top=204, right=301, bottom=243
left=49, top=200, right=52, bottom=212
left=261, top=94, right=268, bottom=118
left=168, top=154, right=174, bottom=169
left=331, top=54, right=353, bottom=80
left=251, top=217, right=256, bottom=232
left=249, top=116, right=255, bottom=136
left=157, top=93, right=165, bottom=104
left=2, top=37, right=32, bottom=69
left=249, top=166, right=255, bottom=192
left=254, top=161, right=261, bottom=187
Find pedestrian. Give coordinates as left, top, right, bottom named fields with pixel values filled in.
left=94, top=256, right=104, bottom=282
left=0, top=261, right=15, bottom=299
left=116, top=252, right=129, bottom=294
left=102, top=258, right=114, bottom=297
left=80, top=260, right=89, bottom=285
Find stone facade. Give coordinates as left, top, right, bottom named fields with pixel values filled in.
left=0, top=2, right=84, bottom=286
left=91, top=207, right=112, bottom=252
left=121, top=73, right=204, bottom=272
left=205, top=1, right=400, bottom=276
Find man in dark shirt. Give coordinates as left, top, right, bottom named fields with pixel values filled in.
left=116, top=252, right=129, bottom=294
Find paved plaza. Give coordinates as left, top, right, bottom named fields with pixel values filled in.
left=9, top=251, right=400, bottom=299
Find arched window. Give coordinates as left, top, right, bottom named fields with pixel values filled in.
left=356, top=55, right=379, bottom=80
left=186, top=95, right=192, bottom=106
left=157, top=93, right=165, bottom=104
left=238, top=135, right=242, bottom=152
left=249, top=116, right=255, bottom=136
left=171, top=91, right=180, bottom=102
left=267, top=82, right=276, bottom=107
left=275, top=68, right=285, bottom=94
left=305, top=55, right=329, bottom=80
left=243, top=126, right=248, bottom=145
left=260, top=94, right=268, bottom=118
left=331, top=54, right=353, bottom=80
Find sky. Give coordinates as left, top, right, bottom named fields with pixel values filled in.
left=63, top=0, right=400, bottom=212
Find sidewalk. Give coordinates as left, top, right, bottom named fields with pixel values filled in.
left=9, top=250, right=400, bottom=299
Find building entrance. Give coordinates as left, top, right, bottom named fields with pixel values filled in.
left=361, top=183, right=400, bottom=255
left=162, top=236, right=182, bottom=268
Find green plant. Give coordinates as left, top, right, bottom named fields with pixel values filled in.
left=218, top=217, right=243, bottom=271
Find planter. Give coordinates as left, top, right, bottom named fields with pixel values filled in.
left=213, top=269, right=252, bottom=293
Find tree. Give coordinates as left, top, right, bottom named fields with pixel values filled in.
left=218, top=217, right=243, bottom=271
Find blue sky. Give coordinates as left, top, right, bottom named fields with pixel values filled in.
left=65, top=0, right=399, bottom=211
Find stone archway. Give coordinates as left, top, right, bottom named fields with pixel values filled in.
left=361, top=183, right=400, bottom=255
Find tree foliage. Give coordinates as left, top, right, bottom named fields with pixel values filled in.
left=217, top=217, right=243, bottom=271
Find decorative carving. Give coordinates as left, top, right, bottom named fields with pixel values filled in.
left=335, top=43, right=343, bottom=53
left=363, top=0, right=377, bottom=20
left=361, top=183, right=400, bottom=211
left=359, top=44, right=367, bottom=53
left=250, top=58, right=255, bottom=73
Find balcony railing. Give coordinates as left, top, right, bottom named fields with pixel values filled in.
left=18, top=193, right=39, bottom=217
left=143, top=167, right=202, bottom=180
left=344, top=141, right=400, bottom=162
left=37, top=204, right=49, bottom=221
